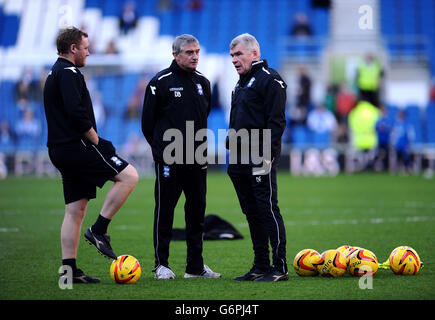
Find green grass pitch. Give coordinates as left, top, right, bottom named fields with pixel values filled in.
left=0, top=172, right=434, bottom=301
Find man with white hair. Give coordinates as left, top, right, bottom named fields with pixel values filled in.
left=227, top=33, right=289, bottom=282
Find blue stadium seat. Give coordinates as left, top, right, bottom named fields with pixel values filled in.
left=381, top=0, right=435, bottom=72
left=386, top=105, right=399, bottom=123
left=99, top=75, right=121, bottom=112
left=120, top=73, right=141, bottom=108
left=311, top=131, right=331, bottom=148
left=0, top=7, right=4, bottom=39
left=123, top=119, right=141, bottom=137
left=101, top=0, right=123, bottom=17
left=136, top=0, right=157, bottom=17
left=102, top=115, right=122, bottom=146
left=0, top=82, right=19, bottom=121
left=84, top=0, right=101, bottom=9
left=424, top=102, right=435, bottom=143
left=208, top=108, right=227, bottom=135
left=291, top=125, right=311, bottom=148
left=419, top=0, right=435, bottom=33
left=0, top=14, right=20, bottom=47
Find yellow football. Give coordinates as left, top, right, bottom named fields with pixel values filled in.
left=347, top=249, right=378, bottom=276
left=110, top=255, right=142, bottom=284
left=389, top=246, right=421, bottom=275
left=293, top=249, right=321, bottom=276
left=316, top=249, right=347, bottom=277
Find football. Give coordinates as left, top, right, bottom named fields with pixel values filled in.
left=110, top=255, right=142, bottom=284
left=336, top=245, right=351, bottom=255
left=389, top=246, right=422, bottom=275
left=341, top=246, right=362, bottom=263
left=316, top=249, right=347, bottom=277
left=347, top=249, right=379, bottom=276
left=293, top=249, right=321, bottom=276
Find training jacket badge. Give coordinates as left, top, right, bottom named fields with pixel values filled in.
left=163, top=165, right=170, bottom=178
left=110, top=156, right=122, bottom=166
left=196, top=83, right=203, bottom=95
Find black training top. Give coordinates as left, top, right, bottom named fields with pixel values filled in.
left=228, top=60, right=287, bottom=166
left=43, top=57, right=96, bottom=147
left=141, top=59, right=211, bottom=164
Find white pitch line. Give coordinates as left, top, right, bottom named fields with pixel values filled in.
left=235, top=216, right=434, bottom=228
left=0, top=228, right=19, bottom=232
left=300, top=216, right=432, bottom=227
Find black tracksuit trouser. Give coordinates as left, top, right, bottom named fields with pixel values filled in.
left=228, top=162, right=287, bottom=273
left=153, top=162, right=207, bottom=274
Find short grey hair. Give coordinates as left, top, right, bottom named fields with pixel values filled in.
left=230, top=33, right=261, bottom=56
left=172, top=34, right=199, bottom=54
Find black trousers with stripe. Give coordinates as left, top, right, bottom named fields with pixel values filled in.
left=228, top=161, right=287, bottom=273
left=153, top=162, right=207, bottom=274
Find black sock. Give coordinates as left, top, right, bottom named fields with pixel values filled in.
left=92, top=214, right=111, bottom=235
left=62, top=258, right=77, bottom=273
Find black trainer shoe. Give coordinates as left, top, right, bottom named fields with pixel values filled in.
left=59, top=268, right=100, bottom=284
left=234, top=268, right=267, bottom=281
left=254, top=269, right=289, bottom=282
left=84, top=227, right=117, bottom=260
left=72, top=269, right=100, bottom=283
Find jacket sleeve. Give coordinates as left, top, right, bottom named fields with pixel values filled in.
left=206, top=79, right=212, bottom=117
left=264, top=76, right=287, bottom=159
left=141, top=78, right=159, bottom=145
left=59, top=68, right=93, bottom=134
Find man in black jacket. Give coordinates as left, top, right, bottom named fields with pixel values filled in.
left=227, top=33, right=288, bottom=282
left=44, top=27, right=138, bottom=283
left=142, top=34, right=221, bottom=280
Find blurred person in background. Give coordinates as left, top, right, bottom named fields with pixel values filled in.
left=290, top=12, right=313, bottom=38
left=119, top=1, right=138, bottom=35
left=348, top=98, right=380, bottom=170
left=15, top=109, right=41, bottom=147
left=335, top=82, right=356, bottom=122
left=355, top=53, right=384, bottom=108
left=0, top=152, right=7, bottom=179
left=187, top=0, right=203, bottom=11
left=125, top=76, right=148, bottom=119
left=43, top=27, right=138, bottom=284
left=290, top=65, right=311, bottom=126
left=0, top=120, right=16, bottom=148
left=14, top=68, right=37, bottom=111
left=429, top=78, right=435, bottom=102
left=334, top=83, right=356, bottom=143
left=307, top=104, right=337, bottom=138
left=391, top=110, right=414, bottom=173
left=104, top=39, right=120, bottom=55
left=375, top=106, right=393, bottom=171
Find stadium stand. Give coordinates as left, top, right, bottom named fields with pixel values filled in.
left=0, top=0, right=434, bottom=176
left=380, top=0, right=434, bottom=73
